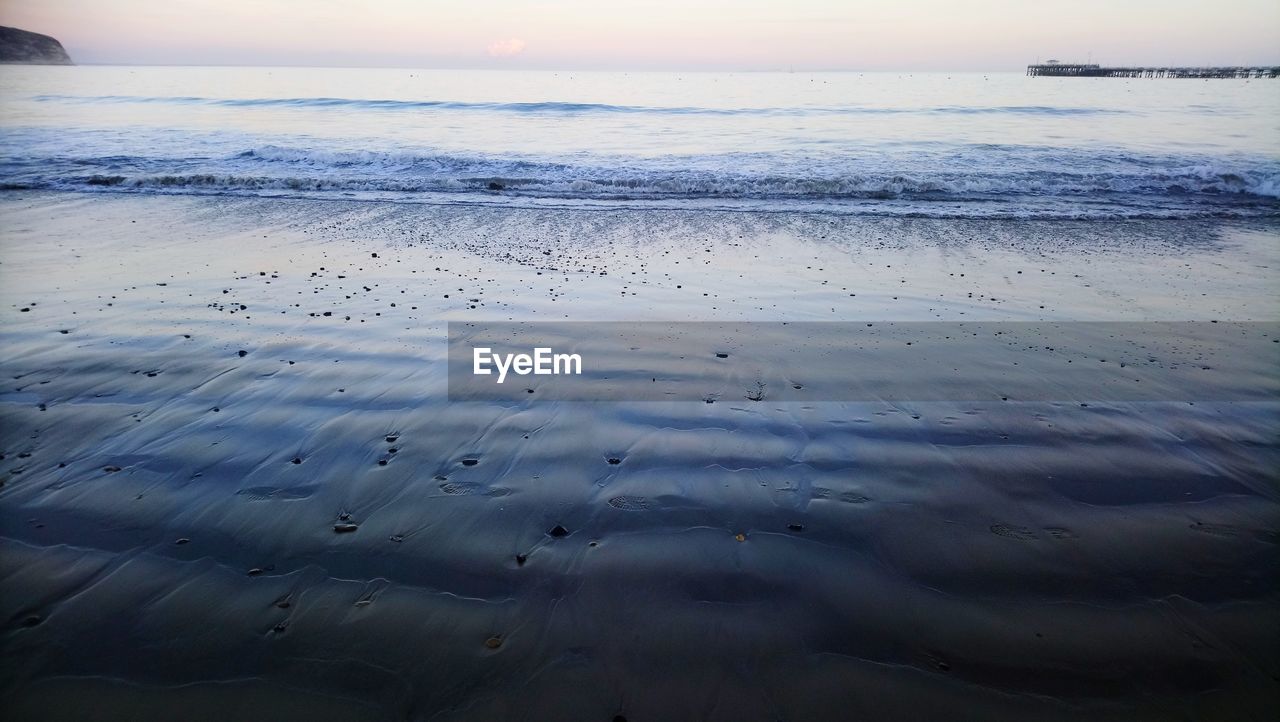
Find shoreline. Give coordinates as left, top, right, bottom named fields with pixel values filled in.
left=1, top=191, right=1277, bottom=720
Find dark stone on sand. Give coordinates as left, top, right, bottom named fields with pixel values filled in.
left=385, top=435, right=398, bottom=443
left=174, top=537, right=190, bottom=545
left=102, top=465, right=121, bottom=473
left=484, top=635, right=503, bottom=649
left=0, top=26, right=73, bottom=64
left=488, top=182, right=504, bottom=190
left=291, top=457, right=302, bottom=464
left=388, top=534, right=404, bottom=543
left=787, top=523, right=804, bottom=532
left=237, top=350, right=248, bottom=357
left=461, top=458, right=478, bottom=466
left=606, top=457, right=622, bottom=465
left=715, top=352, right=729, bottom=358
left=515, top=554, right=527, bottom=566
left=334, top=522, right=359, bottom=533
left=548, top=525, right=569, bottom=538
left=247, top=568, right=264, bottom=576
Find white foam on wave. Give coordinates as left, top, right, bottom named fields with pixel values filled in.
left=3, top=139, right=1278, bottom=218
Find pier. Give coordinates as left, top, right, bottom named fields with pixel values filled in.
left=1027, top=63, right=1278, bottom=78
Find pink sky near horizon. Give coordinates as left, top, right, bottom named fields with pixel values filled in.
left=1, top=0, right=1277, bottom=70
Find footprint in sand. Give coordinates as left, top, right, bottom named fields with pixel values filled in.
left=607, top=495, right=649, bottom=510
left=439, top=481, right=509, bottom=497
left=811, top=487, right=873, bottom=504
left=814, top=489, right=875, bottom=504
left=989, top=523, right=1038, bottom=541
left=236, top=485, right=317, bottom=501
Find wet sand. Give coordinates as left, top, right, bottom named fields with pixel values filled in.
left=1, top=192, right=1278, bottom=721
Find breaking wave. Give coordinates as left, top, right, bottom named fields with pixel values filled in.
left=31, top=94, right=1131, bottom=117
left=3, top=141, right=1278, bottom=219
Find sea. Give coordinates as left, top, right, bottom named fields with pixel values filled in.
left=1, top=66, right=1278, bottom=219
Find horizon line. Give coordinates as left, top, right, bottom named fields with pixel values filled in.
left=32, top=61, right=1280, bottom=74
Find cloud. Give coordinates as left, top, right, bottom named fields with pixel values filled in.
left=486, top=38, right=526, bottom=57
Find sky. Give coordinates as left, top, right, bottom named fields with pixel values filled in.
left=1, top=0, right=1277, bottom=70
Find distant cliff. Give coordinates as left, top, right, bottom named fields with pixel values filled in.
left=0, top=26, right=73, bottom=65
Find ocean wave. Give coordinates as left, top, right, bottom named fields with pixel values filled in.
left=30, top=94, right=1128, bottom=117
left=61, top=171, right=1274, bottom=198
left=183, top=146, right=1280, bottom=199
left=3, top=142, right=1277, bottom=219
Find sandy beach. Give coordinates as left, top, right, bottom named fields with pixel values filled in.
left=1, top=191, right=1277, bottom=720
